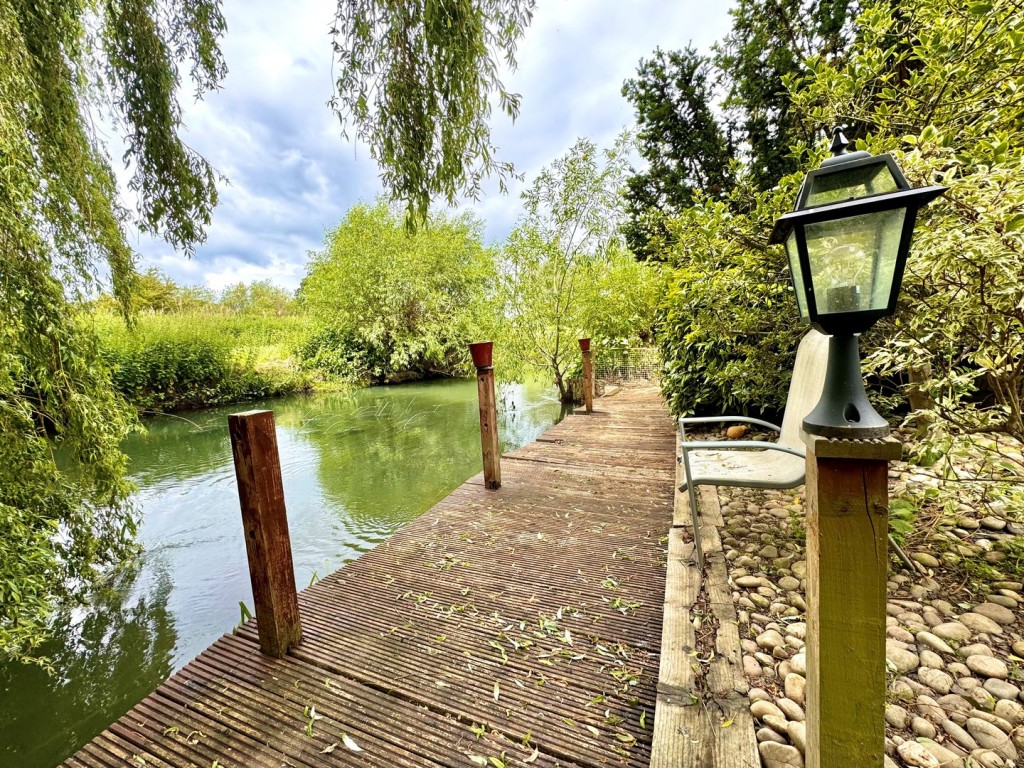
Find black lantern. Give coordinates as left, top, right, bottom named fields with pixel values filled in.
left=769, top=129, right=946, bottom=438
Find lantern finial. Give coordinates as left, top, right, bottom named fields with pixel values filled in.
left=829, top=127, right=850, bottom=157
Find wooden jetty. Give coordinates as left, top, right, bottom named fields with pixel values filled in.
left=63, top=388, right=678, bottom=768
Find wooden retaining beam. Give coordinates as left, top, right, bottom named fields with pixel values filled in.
left=648, top=430, right=759, bottom=767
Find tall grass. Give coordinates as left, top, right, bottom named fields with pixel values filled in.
left=92, top=312, right=317, bottom=412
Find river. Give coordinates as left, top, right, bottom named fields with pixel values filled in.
left=0, top=379, right=565, bottom=767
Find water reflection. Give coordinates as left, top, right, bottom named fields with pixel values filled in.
left=0, top=564, right=176, bottom=765
left=0, top=379, right=562, bottom=767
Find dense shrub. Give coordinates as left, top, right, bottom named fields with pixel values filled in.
left=656, top=185, right=804, bottom=418
left=95, top=313, right=310, bottom=412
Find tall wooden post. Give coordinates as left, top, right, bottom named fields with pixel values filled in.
left=804, top=435, right=900, bottom=768
left=228, top=410, right=302, bottom=657
left=579, top=338, right=594, bottom=414
left=469, top=342, right=501, bottom=490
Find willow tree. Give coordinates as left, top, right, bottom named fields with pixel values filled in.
left=1, top=0, right=534, bottom=664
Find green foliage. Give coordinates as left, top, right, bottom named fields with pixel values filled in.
left=715, top=0, right=858, bottom=190
left=95, top=312, right=312, bottom=412
left=657, top=182, right=804, bottom=417
left=497, top=134, right=662, bottom=400
left=330, top=0, right=535, bottom=224
left=621, top=47, right=735, bottom=260
left=787, top=0, right=1024, bottom=465
left=1, top=0, right=224, bottom=663
left=2, top=0, right=533, bottom=666
left=219, top=280, right=295, bottom=317
left=299, top=203, right=496, bottom=384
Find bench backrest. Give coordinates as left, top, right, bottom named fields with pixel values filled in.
left=778, top=329, right=829, bottom=449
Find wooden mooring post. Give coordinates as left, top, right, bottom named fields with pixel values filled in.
left=804, top=435, right=901, bottom=767
left=469, top=341, right=501, bottom=490
left=228, top=409, right=302, bottom=657
left=579, top=338, right=593, bottom=414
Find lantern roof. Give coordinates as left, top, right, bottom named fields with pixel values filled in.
left=769, top=131, right=946, bottom=246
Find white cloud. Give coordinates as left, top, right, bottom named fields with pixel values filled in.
left=131, top=0, right=734, bottom=288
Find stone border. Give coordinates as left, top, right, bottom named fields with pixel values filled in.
left=649, top=434, right=760, bottom=766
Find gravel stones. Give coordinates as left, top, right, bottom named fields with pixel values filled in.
left=971, top=602, right=1016, bottom=626
left=778, top=576, right=800, bottom=591
left=758, top=629, right=785, bottom=651
left=886, top=640, right=921, bottom=674
left=965, top=655, right=1009, bottom=679
left=918, top=667, right=954, bottom=695
left=993, top=699, right=1024, bottom=727
left=886, top=704, right=910, bottom=729
left=984, top=679, right=1020, bottom=702
left=784, top=672, right=805, bottom=705
left=916, top=630, right=956, bottom=655
left=751, top=699, right=785, bottom=721
left=911, top=715, right=937, bottom=738
left=896, top=740, right=941, bottom=767
left=912, top=552, right=941, bottom=568
left=932, top=621, right=973, bottom=642
left=777, top=697, right=804, bottom=722
left=943, top=719, right=980, bottom=751
left=758, top=741, right=804, bottom=767
left=966, top=717, right=1018, bottom=760
left=958, top=612, right=1004, bottom=636
left=715, top=482, right=1022, bottom=768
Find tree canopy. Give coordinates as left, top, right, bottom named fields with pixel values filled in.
left=1, top=0, right=227, bottom=664
left=330, top=0, right=536, bottom=224
left=299, top=203, right=496, bottom=384
left=621, top=47, right=734, bottom=260
left=497, top=134, right=661, bottom=401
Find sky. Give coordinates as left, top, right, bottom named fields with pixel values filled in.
left=130, top=1, right=735, bottom=292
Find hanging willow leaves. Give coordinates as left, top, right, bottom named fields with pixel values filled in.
left=330, top=0, right=536, bottom=225
left=0, top=0, right=226, bottom=665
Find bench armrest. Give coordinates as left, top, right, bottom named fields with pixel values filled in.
left=678, top=441, right=806, bottom=459
left=678, top=415, right=782, bottom=432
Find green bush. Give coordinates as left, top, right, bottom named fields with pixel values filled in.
left=656, top=188, right=804, bottom=418
left=94, top=313, right=309, bottom=412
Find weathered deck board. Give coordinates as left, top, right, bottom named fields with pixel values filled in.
left=63, top=388, right=676, bottom=768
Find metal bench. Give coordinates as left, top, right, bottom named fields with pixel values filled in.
left=679, top=329, right=912, bottom=570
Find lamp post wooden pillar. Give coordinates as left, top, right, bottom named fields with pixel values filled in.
left=228, top=409, right=302, bottom=657
left=469, top=341, right=501, bottom=490
left=579, top=338, right=594, bottom=414
left=804, top=435, right=900, bottom=768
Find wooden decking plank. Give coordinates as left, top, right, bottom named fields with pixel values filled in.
left=63, top=389, right=675, bottom=768
left=198, top=635, right=584, bottom=768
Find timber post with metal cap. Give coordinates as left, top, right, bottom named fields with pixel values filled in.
left=228, top=409, right=302, bottom=657
left=469, top=341, right=501, bottom=490
left=579, top=338, right=594, bottom=414
left=804, top=434, right=901, bottom=768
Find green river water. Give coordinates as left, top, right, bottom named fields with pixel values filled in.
left=0, top=379, right=565, bottom=767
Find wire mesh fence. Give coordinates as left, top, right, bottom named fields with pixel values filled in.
left=595, top=346, right=661, bottom=385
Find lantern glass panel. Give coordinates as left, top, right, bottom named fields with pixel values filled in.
left=805, top=163, right=899, bottom=207
left=804, top=208, right=906, bottom=315
left=784, top=230, right=808, bottom=318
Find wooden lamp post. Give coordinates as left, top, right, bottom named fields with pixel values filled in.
left=769, top=129, right=945, bottom=767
